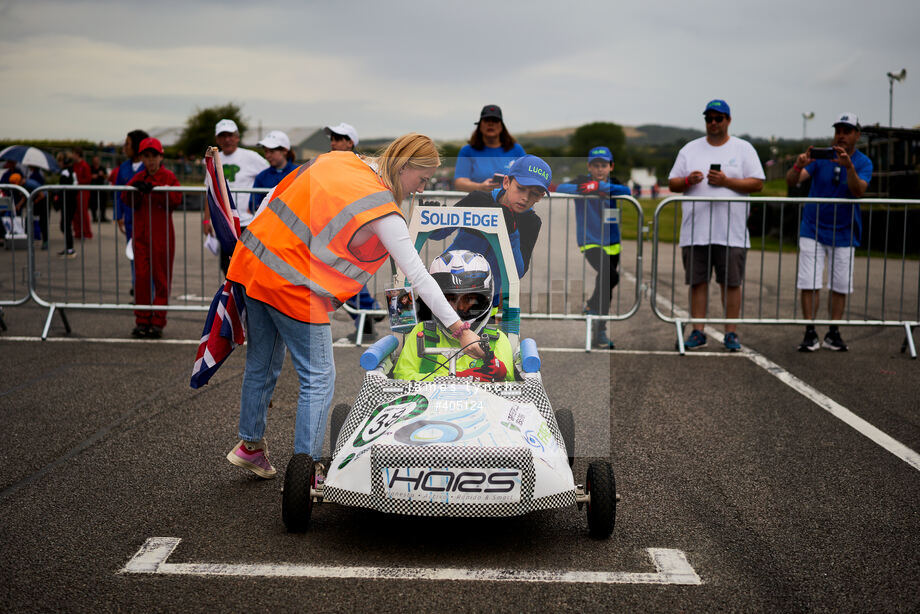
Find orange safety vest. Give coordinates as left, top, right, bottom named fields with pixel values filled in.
left=227, top=151, right=403, bottom=323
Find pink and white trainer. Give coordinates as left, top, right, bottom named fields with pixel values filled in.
left=227, top=440, right=277, bottom=479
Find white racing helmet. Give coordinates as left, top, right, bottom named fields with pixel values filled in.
left=428, top=250, right=493, bottom=336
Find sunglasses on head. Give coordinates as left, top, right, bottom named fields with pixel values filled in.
left=704, top=114, right=726, bottom=124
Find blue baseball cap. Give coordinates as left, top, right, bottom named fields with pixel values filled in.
left=587, top=146, right=613, bottom=162
left=507, top=154, right=552, bottom=195
left=703, top=99, right=731, bottom=117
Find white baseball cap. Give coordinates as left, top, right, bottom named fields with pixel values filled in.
left=833, top=112, right=860, bottom=129
left=324, top=122, right=359, bottom=146
left=258, top=130, right=291, bottom=150
left=215, top=118, right=239, bottom=136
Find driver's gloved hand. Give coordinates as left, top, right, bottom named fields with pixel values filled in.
left=457, top=358, right=507, bottom=382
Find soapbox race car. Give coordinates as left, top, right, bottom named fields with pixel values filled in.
left=281, top=205, right=617, bottom=538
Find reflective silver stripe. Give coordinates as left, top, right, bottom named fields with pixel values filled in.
left=240, top=231, right=338, bottom=298
left=267, top=189, right=393, bottom=282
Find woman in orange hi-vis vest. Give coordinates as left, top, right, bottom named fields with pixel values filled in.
left=224, top=133, right=485, bottom=480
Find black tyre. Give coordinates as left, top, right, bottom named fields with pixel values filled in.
left=329, top=403, right=351, bottom=456
left=554, top=408, right=575, bottom=467
left=586, top=461, right=616, bottom=539
left=282, top=453, right=314, bottom=533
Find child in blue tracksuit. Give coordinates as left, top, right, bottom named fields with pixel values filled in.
left=556, top=146, right=631, bottom=349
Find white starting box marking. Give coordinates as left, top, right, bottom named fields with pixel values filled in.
left=121, top=537, right=702, bottom=585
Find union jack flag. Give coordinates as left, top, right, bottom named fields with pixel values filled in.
left=190, top=149, right=247, bottom=389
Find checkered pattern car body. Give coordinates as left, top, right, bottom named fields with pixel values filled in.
left=323, top=374, right=577, bottom=517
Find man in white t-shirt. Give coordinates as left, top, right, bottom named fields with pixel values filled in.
left=668, top=100, right=765, bottom=351
left=204, top=118, right=269, bottom=272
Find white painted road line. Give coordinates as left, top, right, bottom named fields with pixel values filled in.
left=0, top=336, right=200, bottom=345
left=121, top=537, right=702, bottom=585
left=745, top=352, right=920, bottom=472
left=643, top=272, right=920, bottom=473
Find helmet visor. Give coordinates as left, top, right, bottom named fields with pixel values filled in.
left=445, top=292, right=491, bottom=321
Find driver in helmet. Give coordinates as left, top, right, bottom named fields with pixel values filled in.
left=393, top=250, right=514, bottom=382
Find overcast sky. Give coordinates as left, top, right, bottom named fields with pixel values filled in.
left=1, top=0, right=918, bottom=145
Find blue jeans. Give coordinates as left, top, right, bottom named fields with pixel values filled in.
left=238, top=288, right=335, bottom=457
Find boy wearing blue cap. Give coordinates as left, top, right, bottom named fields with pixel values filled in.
left=435, top=154, right=551, bottom=308
left=557, top=147, right=631, bottom=348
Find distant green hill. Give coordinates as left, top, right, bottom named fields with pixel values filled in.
left=629, top=124, right=704, bottom=146
left=364, top=123, right=773, bottom=153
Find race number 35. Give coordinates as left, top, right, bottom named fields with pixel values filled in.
left=353, top=394, right=428, bottom=447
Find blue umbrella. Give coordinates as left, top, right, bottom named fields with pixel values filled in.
left=0, top=145, right=60, bottom=172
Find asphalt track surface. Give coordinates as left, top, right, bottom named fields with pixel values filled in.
left=2, top=291, right=918, bottom=614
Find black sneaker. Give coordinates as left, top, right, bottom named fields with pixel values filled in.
left=592, top=330, right=615, bottom=349
left=798, top=329, right=820, bottom=352
left=147, top=326, right=163, bottom=339
left=131, top=326, right=148, bottom=338
left=822, top=329, right=848, bottom=351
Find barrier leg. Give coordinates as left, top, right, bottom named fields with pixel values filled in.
left=0, top=307, right=6, bottom=332
left=355, top=312, right=366, bottom=346
left=902, top=323, right=916, bottom=359
left=585, top=315, right=592, bottom=353
left=41, top=304, right=71, bottom=340
left=59, top=308, right=71, bottom=335
left=41, top=304, right=56, bottom=340
left=675, top=319, right=686, bottom=355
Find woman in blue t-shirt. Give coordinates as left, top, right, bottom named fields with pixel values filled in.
left=453, top=104, right=526, bottom=192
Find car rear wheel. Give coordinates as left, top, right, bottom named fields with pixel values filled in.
left=586, top=461, right=616, bottom=538
left=282, top=453, right=314, bottom=533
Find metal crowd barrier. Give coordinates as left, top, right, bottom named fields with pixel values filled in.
left=5, top=183, right=648, bottom=346
left=7, top=184, right=918, bottom=358
left=23, top=184, right=269, bottom=338
left=354, top=190, right=645, bottom=350
left=0, top=184, right=33, bottom=310
left=0, top=184, right=35, bottom=332
left=651, top=196, right=919, bottom=357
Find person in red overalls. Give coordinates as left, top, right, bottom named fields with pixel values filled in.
left=70, top=146, right=93, bottom=239
left=123, top=137, right=181, bottom=338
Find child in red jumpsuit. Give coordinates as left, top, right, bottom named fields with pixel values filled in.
left=124, top=137, right=182, bottom=338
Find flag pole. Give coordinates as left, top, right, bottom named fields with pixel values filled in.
left=205, top=146, right=234, bottom=229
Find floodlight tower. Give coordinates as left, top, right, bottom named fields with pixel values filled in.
left=887, top=69, right=906, bottom=126
left=802, top=112, right=814, bottom=140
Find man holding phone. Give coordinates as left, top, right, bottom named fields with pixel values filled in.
left=786, top=113, right=872, bottom=352
left=668, top=100, right=765, bottom=351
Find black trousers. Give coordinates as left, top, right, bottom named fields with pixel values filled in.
left=584, top=247, right=620, bottom=327
left=34, top=198, right=49, bottom=243
left=60, top=195, right=78, bottom=250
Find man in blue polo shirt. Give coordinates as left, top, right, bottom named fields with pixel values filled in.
left=787, top=112, right=873, bottom=352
